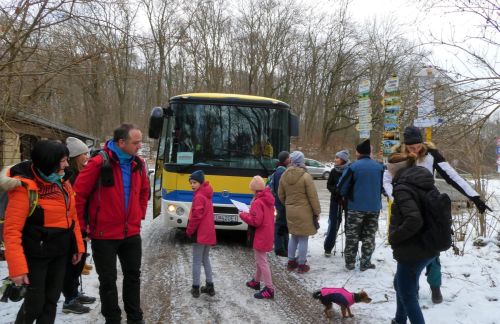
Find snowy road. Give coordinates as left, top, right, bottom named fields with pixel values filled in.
left=140, top=180, right=365, bottom=323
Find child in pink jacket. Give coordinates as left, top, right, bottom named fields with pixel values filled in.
left=239, top=176, right=276, bottom=299
left=186, top=170, right=216, bottom=298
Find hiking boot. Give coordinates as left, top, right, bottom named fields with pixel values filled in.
left=200, top=282, right=215, bottom=296
left=81, top=268, right=90, bottom=275
left=297, top=263, right=310, bottom=274
left=254, top=286, right=274, bottom=299
left=76, top=292, right=96, bottom=304
left=84, top=263, right=93, bottom=271
left=431, top=287, right=443, bottom=304
left=191, top=286, right=200, bottom=298
left=345, top=263, right=355, bottom=270
left=287, top=260, right=298, bottom=271
left=62, top=300, right=90, bottom=314
left=324, top=251, right=332, bottom=257
left=246, top=279, right=261, bottom=291
left=360, top=263, right=376, bottom=271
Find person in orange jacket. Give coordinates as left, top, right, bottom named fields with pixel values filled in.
left=3, top=140, right=85, bottom=323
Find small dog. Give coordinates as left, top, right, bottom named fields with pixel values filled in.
left=313, top=287, right=372, bottom=318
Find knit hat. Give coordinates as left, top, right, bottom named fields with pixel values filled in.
left=290, top=151, right=305, bottom=167
left=335, top=149, right=349, bottom=163
left=278, top=151, right=290, bottom=163
left=356, top=139, right=371, bottom=155
left=403, top=126, right=423, bottom=145
left=31, top=140, right=70, bottom=176
left=66, top=137, right=89, bottom=158
left=249, top=175, right=266, bottom=191
left=189, top=170, right=205, bottom=184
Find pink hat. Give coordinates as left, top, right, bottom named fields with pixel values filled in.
left=249, top=175, right=266, bottom=191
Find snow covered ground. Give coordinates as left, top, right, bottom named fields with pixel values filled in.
left=1, top=179, right=499, bottom=323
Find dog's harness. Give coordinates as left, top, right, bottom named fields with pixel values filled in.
left=321, top=288, right=355, bottom=307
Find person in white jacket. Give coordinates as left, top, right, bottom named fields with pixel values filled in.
left=383, top=126, right=491, bottom=304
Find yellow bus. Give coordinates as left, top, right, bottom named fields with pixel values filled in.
left=148, top=93, right=298, bottom=230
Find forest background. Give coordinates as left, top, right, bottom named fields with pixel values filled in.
left=1, top=0, right=499, bottom=175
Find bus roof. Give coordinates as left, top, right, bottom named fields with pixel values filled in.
left=169, top=93, right=290, bottom=109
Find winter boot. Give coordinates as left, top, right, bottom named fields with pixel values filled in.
left=84, top=263, right=93, bottom=271
left=297, top=263, right=310, bottom=274
left=254, top=286, right=274, bottom=299
left=191, top=285, right=200, bottom=298
left=345, top=263, right=355, bottom=271
left=431, top=287, right=443, bottom=304
left=76, top=292, right=96, bottom=304
left=62, top=299, right=90, bottom=314
left=360, top=263, right=376, bottom=271
left=246, top=279, right=261, bottom=291
left=287, top=260, right=298, bottom=271
left=201, top=282, right=215, bottom=296
left=81, top=267, right=90, bottom=275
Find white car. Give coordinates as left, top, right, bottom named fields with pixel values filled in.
left=304, top=158, right=331, bottom=180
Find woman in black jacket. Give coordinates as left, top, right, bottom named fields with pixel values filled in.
left=324, top=149, right=350, bottom=256
left=388, top=153, right=439, bottom=324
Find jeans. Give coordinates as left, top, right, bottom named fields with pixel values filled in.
left=192, top=243, right=213, bottom=286
left=254, top=250, right=273, bottom=288
left=324, top=198, right=344, bottom=253
left=274, top=209, right=289, bottom=255
left=91, top=235, right=143, bottom=324
left=394, top=257, right=436, bottom=324
left=288, top=235, right=309, bottom=264
left=425, top=257, right=441, bottom=288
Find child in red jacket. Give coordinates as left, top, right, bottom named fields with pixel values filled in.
left=240, top=176, right=276, bottom=299
left=186, top=170, right=216, bottom=298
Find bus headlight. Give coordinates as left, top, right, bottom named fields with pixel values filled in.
left=167, top=204, right=176, bottom=213
left=176, top=207, right=185, bottom=216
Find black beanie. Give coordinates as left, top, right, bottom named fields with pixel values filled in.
left=278, top=151, right=290, bottom=163
left=189, top=170, right=205, bottom=184
left=356, top=139, right=371, bottom=155
left=31, top=140, right=70, bottom=176
left=403, top=126, right=423, bottom=145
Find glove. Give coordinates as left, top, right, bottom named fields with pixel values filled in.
left=471, top=196, right=492, bottom=214
left=313, top=215, right=320, bottom=230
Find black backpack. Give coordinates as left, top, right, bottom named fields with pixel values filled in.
left=417, top=186, right=454, bottom=252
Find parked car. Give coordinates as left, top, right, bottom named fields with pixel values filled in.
left=304, top=158, right=331, bottom=180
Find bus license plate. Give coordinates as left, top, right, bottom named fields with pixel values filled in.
left=214, top=214, right=238, bottom=223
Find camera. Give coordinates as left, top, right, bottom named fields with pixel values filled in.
left=0, top=279, right=27, bottom=302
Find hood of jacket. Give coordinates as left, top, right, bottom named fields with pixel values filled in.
left=393, top=166, right=434, bottom=191
left=254, top=187, right=275, bottom=207
left=281, top=166, right=306, bottom=186
left=195, top=181, right=213, bottom=200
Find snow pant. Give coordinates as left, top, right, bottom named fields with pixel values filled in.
left=394, top=257, right=436, bottom=324
left=288, top=235, right=309, bottom=265
left=425, top=257, right=442, bottom=288
left=62, top=240, right=88, bottom=303
left=15, top=254, right=67, bottom=324
left=91, top=235, right=143, bottom=324
left=254, top=249, right=273, bottom=289
left=324, top=198, right=344, bottom=253
left=274, top=208, right=289, bottom=255
left=344, top=210, right=379, bottom=267
left=192, top=243, right=213, bottom=287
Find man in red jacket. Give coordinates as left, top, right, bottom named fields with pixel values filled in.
left=74, top=124, right=150, bottom=324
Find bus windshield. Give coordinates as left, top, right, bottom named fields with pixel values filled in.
left=167, top=103, right=289, bottom=170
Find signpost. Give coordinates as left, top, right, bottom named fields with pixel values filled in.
left=382, top=75, right=401, bottom=155
left=497, top=137, right=500, bottom=173
left=416, top=67, right=442, bottom=141
left=358, top=79, right=372, bottom=139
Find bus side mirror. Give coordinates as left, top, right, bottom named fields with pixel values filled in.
left=148, top=107, right=164, bottom=139
left=289, top=113, right=299, bottom=137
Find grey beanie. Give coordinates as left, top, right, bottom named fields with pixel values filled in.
left=66, top=137, right=89, bottom=158
left=290, top=151, right=305, bottom=167
left=335, top=149, right=349, bottom=163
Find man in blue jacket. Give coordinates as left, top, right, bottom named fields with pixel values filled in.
left=337, top=139, right=383, bottom=271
